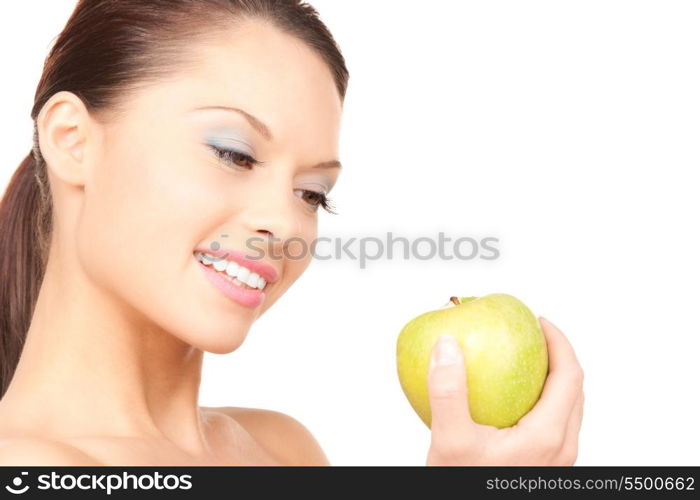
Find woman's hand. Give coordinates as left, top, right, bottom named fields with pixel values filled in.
left=426, top=316, right=584, bottom=466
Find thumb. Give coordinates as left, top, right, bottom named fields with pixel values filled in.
left=427, top=335, right=475, bottom=436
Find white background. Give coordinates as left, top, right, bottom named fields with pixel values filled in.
left=1, top=1, right=698, bottom=465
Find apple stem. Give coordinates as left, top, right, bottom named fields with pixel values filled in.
left=450, top=296, right=461, bottom=306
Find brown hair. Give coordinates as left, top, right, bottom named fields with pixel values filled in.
left=0, top=0, right=349, bottom=398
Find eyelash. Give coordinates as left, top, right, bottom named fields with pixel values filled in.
left=208, top=144, right=261, bottom=169
left=207, top=144, right=337, bottom=214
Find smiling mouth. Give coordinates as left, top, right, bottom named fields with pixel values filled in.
left=194, top=251, right=268, bottom=292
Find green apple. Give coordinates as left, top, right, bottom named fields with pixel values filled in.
left=396, top=293, right=548, bottom=429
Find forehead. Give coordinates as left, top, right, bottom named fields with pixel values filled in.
left=125, top=20, right=342, bottom=150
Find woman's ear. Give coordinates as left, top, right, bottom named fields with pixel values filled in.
left=37, top=91, right=96, bottom=187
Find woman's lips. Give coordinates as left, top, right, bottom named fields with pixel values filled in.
left=193, top=247, right=279, bottom=283
left=197, top=259, right=265, bottom=309
left=194, top=247, right=279, bottom=309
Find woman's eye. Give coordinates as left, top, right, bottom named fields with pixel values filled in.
left=208, top=145, right=260, bottom=170
left=294, top=189, right=336, bottom=214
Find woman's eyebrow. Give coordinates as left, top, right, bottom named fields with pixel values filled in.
left=313, top=160, right=342, bottom=170
left=191, top=105, right=342, bottom=169
left=192, top=105, right=273, bottom=141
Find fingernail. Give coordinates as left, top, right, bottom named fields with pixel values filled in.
left=436, top=336, right=460, bottom=366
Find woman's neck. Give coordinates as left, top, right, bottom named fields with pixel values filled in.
left=0, top=245, right=210, bottom=457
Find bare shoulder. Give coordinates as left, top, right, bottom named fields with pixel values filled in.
left=0, top=437, right=102, bottom=466
left=205, top=406, right=329, bottom=466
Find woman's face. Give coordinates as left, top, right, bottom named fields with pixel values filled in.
left=74, top=21, right=342, bottom=353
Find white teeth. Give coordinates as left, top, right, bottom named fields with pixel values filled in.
left=246, top=272, right=260, bottom=288
left=237, top=266, right=250, bottom=283
left=225, top=261, right=240, bottom=277
left=196, top=252, right=268, bottom=290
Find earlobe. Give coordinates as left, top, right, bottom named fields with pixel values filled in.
left=37, top=91, right=93, bottom=187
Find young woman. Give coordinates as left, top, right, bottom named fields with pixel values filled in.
left=0, top=0, right=583, bottom=465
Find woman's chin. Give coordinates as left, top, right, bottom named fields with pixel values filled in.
left=180, top=328, right=251, bottom=355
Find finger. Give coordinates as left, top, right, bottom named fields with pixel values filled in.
left=517, top=317, right=583, bottom=435
left=568, top=390, right=584, bottom=440
left=560, top=390, right=584, bottom=464
left=540, top=316, right=581, bottom=374
left=427, top=336, right=475, bottom=440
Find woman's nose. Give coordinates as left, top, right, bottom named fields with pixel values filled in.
left=229, top=168, right=304, bottom=257
left=237, top=202, right=301, bottom=259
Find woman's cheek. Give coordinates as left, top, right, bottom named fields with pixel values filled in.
left=258, top=233, right=314, bottom=315
left=76, top=147, right=192, bottom=295
left=285, top=235, right=315, bottom=282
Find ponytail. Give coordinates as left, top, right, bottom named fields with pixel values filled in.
left=0, top=142, right=53, bottom=398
